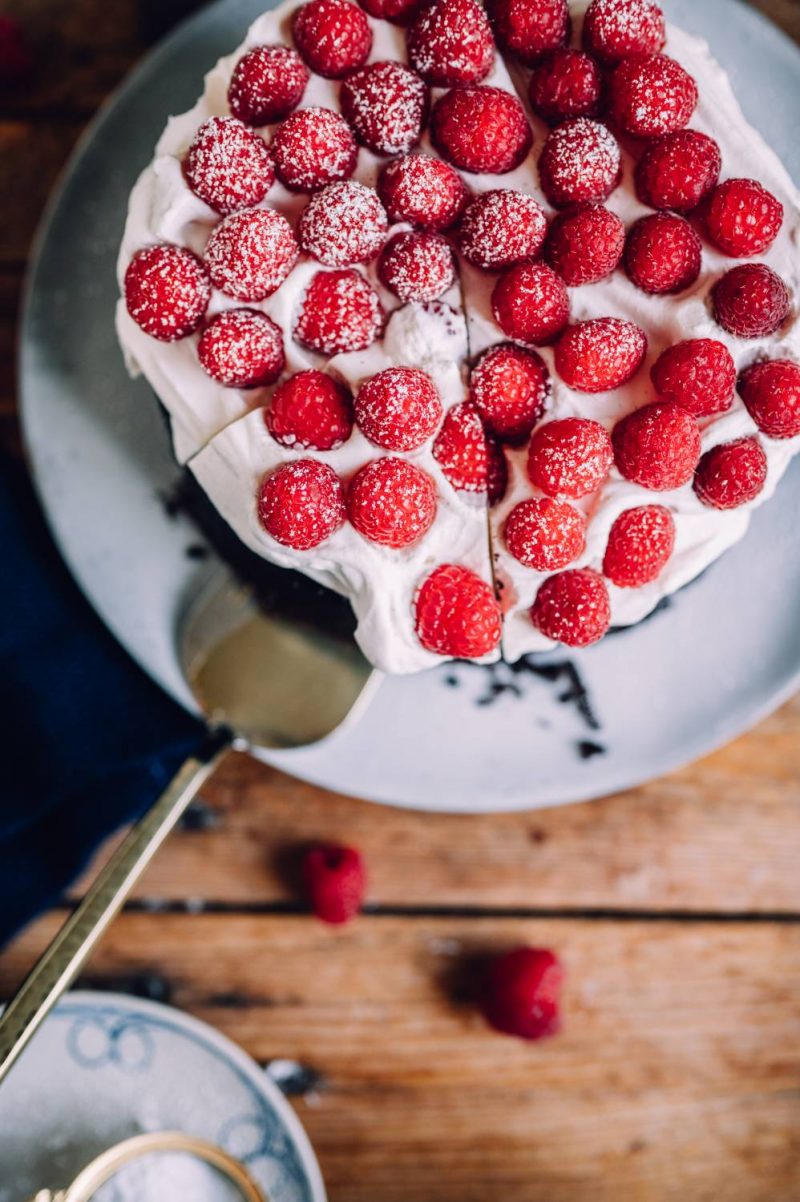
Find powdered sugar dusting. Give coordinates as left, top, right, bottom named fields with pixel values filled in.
left=298, top=181, right=388, bottom=267
left=271, top=106, right=357, bottom=192
left=378, top=231, right=456, bottom=302
left=458, top=188, right=547, bottom=270
left=294, top=268, right=384, bottom=354
left=539, top=117, right=621, bottom=207
left=341, top=60, right=429, bottom=155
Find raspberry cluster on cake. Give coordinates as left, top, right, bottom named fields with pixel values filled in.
left=117, top=0, right=800, bottom=673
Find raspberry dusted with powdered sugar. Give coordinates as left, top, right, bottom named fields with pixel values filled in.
left=267, top=369, right=354, bottom=450
left=651, top=339, right=736, bottom=417
left=486, top=0, right=569, bottom=65
left=433, top=401, right=502, bottom=498
left=258, top=459, right=346, bottom=549
left=603, top=505, right=675, bottom=588
left=184, top=118, right=274, bottom=215
left=457, top=190, right=547, bottom=272
left=544, top=205, right=625, bottom=286
left=491, top=264, right=570, bottom=346
left=357, top=0, right=423, bottom=23
left=635, top=130, right=721, bottom=213
left=431, top=86, right=532, bottom=175
left=528, top=418, right=613, bottom=500
left=124, top=245, right=211, bottom=342
left=538, top=118, right=621, bottom=209
left=504, top=497, right=586, bottom=572
left=198, top=309, right=285, bottom=388
left=378, top=232, right=456, bottom=302
left=204, top=208, right=298, bottom=301
left=407, top=0, right=494, bottom=86
left=227, top=45, right=309, bottom=125
left=355, top=367, right=443, bottom=451
left=298, top=182, right=388, bottom=268
left=470, top=343, right=550, bottom=444
left=624, top=213, right=702, bottom=295
left=528, top=49, right=602, bottom=125
left=609, top=55, right=698, bottom=138
left=712, top=264, right=791, bottom=340
left=694, top=437, right=768, bottom=510
left=302, top=843, right=366, bottom=925
left=583, top=0, right=665, bottom=66
left=340, top=62, right=429, bottom=157
left=377, top=154, right=468, bottom=231
left=704, top=178, right=784, bottom=258
left=294, top=269, right=384, bottom=354
left=554, top=318, right=647, bottom=393
left=292, top=0, right=372, bottom=79
left=739, top=360, right=800, bottom=440
left=531, top=569, right=611, bottom=647
left=613, top=401, right=701, bottom=491
left=415, top=564, right=502, bottom=659
left=271, top=107, right=357, bottom=192
left=348, top=457, right=438, bottom=548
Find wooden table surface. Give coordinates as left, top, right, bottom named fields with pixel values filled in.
left=2, top=2, right=800, bottom=1198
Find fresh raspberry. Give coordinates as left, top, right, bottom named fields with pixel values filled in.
left=544, top=205, right=625, bottom=286
left=183, top=118, right=274, bottom=217
left=583, top=0, right=665, bottom=66
left=504, top=498, right=586, bottom=572
left=227, top=45, right=309, bottom=125
left=377, top=154, right=469, bottom=231
left=738, top=359, right=800, bottom=440
left=609, top=55, right=698, bottom=139
left=357, top=0, right=423, bottom=23
left=481, top=947, right=563, bottom=1041
left=267, top=369, right=354, bottom=450
left=712, top=264, right=791, bottom=340
left=378, top=232, right=456, bottom=302
left=348, top=457, right=437, bottom=548
left=554, top=318, right=647, bottom=393
left=457, top=189, right=547, bottom=272
left=431, top=85, right=532, bottom=176
left=271, top=107, right=357, bottom=192
left=613, top=401, right=701, bottom=491
left=124, top=244, right=210, bottom=342
left=694, top=437, right=768, bottom=510
left=650, top=339, right=735, bottom=417
left=624, top=213, right=702, bottom=295
left=704, top=178, right=784, bottom=258
left=486, top=0, right=570, bottom=65
left=302, top=843, right=366, bottom=925
left=470, top=343, right=550, bottom=444
left=198, top=309, right=285, bottom=388
left=340, top=61, right=429, bottom=157
left=355, top=367, right=443, bottom=451
left=257, top=459, right=346, bottom=549
left=528, top=48, right=602, bottom=124
left=433, top=401, right=491, bottom=494
left=407, top=0, right=494, bottom=86
left=415, top=564, right=502, bottom=659
left=297, top=182, right=388, bottom=268
left=528, top=418, right=612, bottom=499
left=292, top=0, right=372, bottom=79
left=204, top=208, right=298, bottom=301
left=602, top=505, right=675, bottom=587
left=538, top=118, right=621, bottom=208
left=634, top=130, right=721, bottom=213
left=491, top=263, right=570, bottom=346
left=531, top=569, right=611, bottom=646
left=294, top=269, right=384, bottom=355
left=0, top=15, right=32, bottom=84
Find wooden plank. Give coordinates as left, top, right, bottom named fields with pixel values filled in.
left=3, top=912, right=799, bottom=1201
left=0, top=122, right=84, bottom=265
left=0, top=270, right=20, bottom=417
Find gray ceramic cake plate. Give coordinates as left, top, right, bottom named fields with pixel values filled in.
left=20, top=0, right=800, bottom=813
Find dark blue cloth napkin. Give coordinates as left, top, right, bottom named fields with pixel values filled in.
left=0, top=449, right=207, bottom=947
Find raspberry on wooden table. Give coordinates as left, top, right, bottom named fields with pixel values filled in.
left=704, top=178, right=784, bottom=258
left=198, top=309, right=285, bottom=388
left=340, top=61, right=429, bottom=157
left=298, top=182, right=388, bottom=268
left=292, top=0, right=372, bottom=79
left=406, top=0, right=494, bottom=86
left=378, top=232, right=457, bottom=302
left=204, top=208, right=298, bottom=301
left=348, top=457, right=438, bottom=548
left=613, top=400, right=701, bottom=491
left=271, top=107, right=357, bottom=192
left=302, top=843, right=366, bottom=925
left=470, top=343, right=550, bottom=444
left=357, top=0, right=424, bottom=23
left=183, top=117, right=275, bottom=216
left=378, top=154, right=469, bottom=231
left=738, top=360, right=800, bottom=440
left=582, top=0, right=665, bottom=66
left=538, top=118, right=621, bottom=208
left=504, top=497, right=586, bottom=572
left=294, top=269, right=384, bottom=354
left=527, top=417, right=613, bottom=499
left=227, top=45, right=309, bottom=125
left=457, top=189, right=547, bottom=272
left=544, top=205, right=625, bottom=286
left=431, top=85, right=532, bottom=175
left=486, top=0, right=569, bottom=65
left=554, top=318, right=647, bottom=393
left=650, top=339, right=735, bottom=417
left=712, top=263, right=791, bottom=339
left=609, top=54, right=698, bottom=138
left=694, top=437, right=768, bottom=510
left=481, top=947, right=563, bottom=1041
left=634, top=130, right=721, bottom=213
left=355, top=367, right=443, bottom=451
left=414, top=564, right=502, bottom=659
left=433, top=401, right=496, bottom=495
left=531, top=569, right=611, bottom=647
left=624, top=213, right=702, bottom=295
left=602, top=505, right=675, bottom=587
left=491, top=263, right=570, bottom=346
left=267, top=369, right=354, bottom=450
left=528, top=48, right=602, bottom=125
left=258, top=459, right=346, bottom=549
left=124, top=245, right=211, bottom=342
